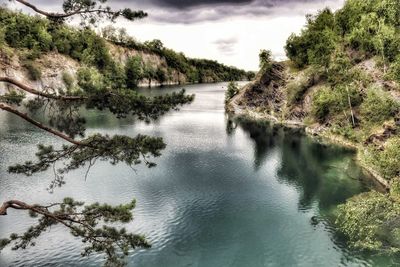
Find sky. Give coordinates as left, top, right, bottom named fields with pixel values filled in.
left=4, top=0, right=345, bottom=71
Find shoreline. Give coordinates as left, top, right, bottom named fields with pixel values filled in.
left=229, top=107, right=390, bottom=190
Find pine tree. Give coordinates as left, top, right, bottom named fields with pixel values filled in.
left=0, top=1, right=194, bottom=266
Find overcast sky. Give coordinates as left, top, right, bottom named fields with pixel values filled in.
left=4, top=0, right=345, bottom=70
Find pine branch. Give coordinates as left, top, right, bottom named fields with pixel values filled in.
left=12, top=0, right=147, bottom=22
left=0, top=103, right=83, bottom=145
left=0, top=198, right=150, bottom=266
left=0, top=77, right=86, bottom=101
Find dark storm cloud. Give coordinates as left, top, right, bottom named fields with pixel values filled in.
left=131, top=0, right=339, bottom=23
left=7, top=0, right=341, bottom=24
left=151, top=0, right=253, bottom=9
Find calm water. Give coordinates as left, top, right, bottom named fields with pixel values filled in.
left=0, top=82, right=397, bottom=266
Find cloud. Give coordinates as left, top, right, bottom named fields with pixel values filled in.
left=8, top=0, right=343, bottom=24
left=130, top=0, right=343, bottom=24
left=213, top=37, right=238, bottom=56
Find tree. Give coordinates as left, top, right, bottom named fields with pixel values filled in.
left=0, top=2, right=194, bottom=266
left=225, top=81, right=239, bottom=103
left=125, top=56, right=143, bottom=89
left=259, top=49, right=272, bottom=70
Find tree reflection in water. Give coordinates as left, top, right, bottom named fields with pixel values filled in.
left=227, top=116, right=373, bottom=214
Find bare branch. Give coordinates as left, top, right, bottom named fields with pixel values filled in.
left=0, top=103, right=83, bottom=145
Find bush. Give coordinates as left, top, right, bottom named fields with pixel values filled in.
left=312, top=84, right=362, bottom=121
left=225, top=81, right=239, bottom=103
left=336, top=187, right=400, bottom=252
left=259, top=49, right=272, bottom=70
left=125, top=56, right=142, bottom=89
left=105, top=62, right=126, bottom=89
left=388, top=56, right=400, bottom=83
left=327, top=47, right=352, bottom=85
left=0, top=27, right=5, bottom=47
left=311, top=87, right=335, bottom=120
left=62, top=71, right=74, bottom=89
left=156, top=67, right=167, bottom=84
left=286, top=73, right=314, bottom=105
left=369, top=137, right=400, bottom=180
left=76, top=67, right=104, bottom=93
left=360, top=87, right=399, bottom=124
left=23, top=61, right=41, bottom=81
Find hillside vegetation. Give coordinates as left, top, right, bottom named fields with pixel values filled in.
left=0, top=7, right=253, bottom=92
left=227, top=0, right=400, bottom=253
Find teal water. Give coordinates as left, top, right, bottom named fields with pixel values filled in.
left=0, top=82, right=397, bottom=266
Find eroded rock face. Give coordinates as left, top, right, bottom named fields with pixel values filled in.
left=233, top=62, right=286, bottom=116
left=0, top=42, right=192, bottom=96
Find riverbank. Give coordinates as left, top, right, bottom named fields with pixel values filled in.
left=228, top=105, right=390, bottom=190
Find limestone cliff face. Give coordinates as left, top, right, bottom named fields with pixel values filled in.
left=108, top=44, right=187, bottom=87
left=0, top=42, right=191, bottom=96
left=0, top=49, right=79, bottom=95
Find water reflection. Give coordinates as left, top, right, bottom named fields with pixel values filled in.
left=0, top=83, right=392, bottom=267
left=229, top=116, right=372, bottom=213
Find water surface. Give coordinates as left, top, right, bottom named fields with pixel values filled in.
left=0, top=82, right=396, bottom=266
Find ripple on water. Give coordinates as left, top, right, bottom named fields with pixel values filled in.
left=0, top=83, right=392, bottom=267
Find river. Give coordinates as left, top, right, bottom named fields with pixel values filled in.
left=0, top=82, right=397, bottom=266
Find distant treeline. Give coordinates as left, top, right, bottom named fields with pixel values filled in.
left=0, top=7, right=254, bottom=88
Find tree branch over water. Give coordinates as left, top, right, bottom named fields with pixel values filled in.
left=11, top=0, right=147, bottom=24
left=0, top=1, right=194, bottom=265
left=0, top=198, right=150, bottom=266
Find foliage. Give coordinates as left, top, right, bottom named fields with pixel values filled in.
left=285, top=8, right=338, bottom=68
left=62, top=71, right=74, bottom=89
left=387, top=56, right=400, bottom=83
left=365, top=137, right=400, bottom=180
left=311, top=84, right=362, bottom=121
left=286, top=1, right=400, bottom=70
left=9, top=134, right=165, bottom=188
left=23, top=61, right=42, bottom=81
left=0, top=90, right=26, bottom=105
left=327, top=47, right=352, bottom=85
left=0, top=3, right=198, bottom=266
left=125, top=56, right=142, bottom=89
left=336, top=180, right=400, bottom=252
left=259, top=49, right=272, bottom=70
left=360, top=86, right=399, bottom=124
left=0, top=198, right=150, bottom=266
left=225, top=81, right=239, bottom=103
left=286, top=69, right=318, bottom=105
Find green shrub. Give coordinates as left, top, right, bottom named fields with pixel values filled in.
left=62, top=71, right=74, bottom=89
left=76, top=67, right=104, bottom=93
left=327, top=48, right=352, bottom=85
left=360, top=87, right=399, bottom=124
left=105, top=62, right=126, bottom=90
left=312, top=84, right=362, bottom=121
left=388, top=56, right=400, bottom=83
left=125, top=56, right=142, bottom=89
left=336, top=188, right=400, bottom=252
left=156, top=67, right=167, bottom=84
left=0, top=27, right=5, bottom=47
left=370, top=137, right=400, bottom=180
left=311, top=87, right=335, bottom=120
left=287, top=76, right=312, bottom=104
left=225, top=81, right=239, bottom=103
left=23, top=61, right=41, bottom=81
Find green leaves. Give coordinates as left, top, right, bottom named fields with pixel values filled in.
left=360, top=86, right=400, bottom=124
left=225, top=81, right=239, bottom=103
left=8, top=134, right=166, bottom=188
left=0, top=90, right=25, bottom=105
left=336, top=185, right=400, bottom=252
left=0, top=198, right=149, bottom=266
